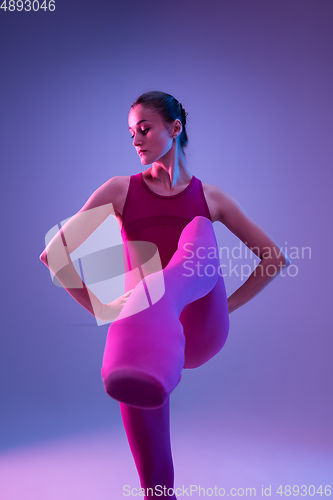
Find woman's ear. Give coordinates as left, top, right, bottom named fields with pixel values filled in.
left=171, top=119, right=182, bottom=138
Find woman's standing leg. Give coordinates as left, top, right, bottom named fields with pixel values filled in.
left=120, top=398, right=177, bottom=500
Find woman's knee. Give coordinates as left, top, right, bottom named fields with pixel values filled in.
left=100, top=365, right=111, bottom=396
left=178, top=216, right=215, bottom=250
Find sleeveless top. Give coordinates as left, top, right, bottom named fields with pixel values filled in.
left=120, top=172, right=212, bottom=291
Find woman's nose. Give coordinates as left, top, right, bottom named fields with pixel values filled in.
left=133, top=135, right=142, bottom=147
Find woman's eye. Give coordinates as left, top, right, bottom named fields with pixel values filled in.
left=130, top=128, right=149, bottom=139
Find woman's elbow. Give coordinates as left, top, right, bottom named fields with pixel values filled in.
left=39, top=249, right=48, bottom=266
left=266, top=252, right=291, bottom=275
left=281, top=253, right=291, bottom=268
left=276, top=253, right=291, bottom=271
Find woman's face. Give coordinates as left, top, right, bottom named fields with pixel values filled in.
left=128, top=104, right=174, bottom=165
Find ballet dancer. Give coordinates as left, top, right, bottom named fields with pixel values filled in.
left=40, top=91, right=290, bottom=499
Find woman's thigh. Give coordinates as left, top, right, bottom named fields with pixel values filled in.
left=180, top=273, right=229, bottom=368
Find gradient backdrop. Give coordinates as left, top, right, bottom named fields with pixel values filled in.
left=1, top=0, right=332, bottom=498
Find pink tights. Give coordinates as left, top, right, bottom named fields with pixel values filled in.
left=101, top=216, right=229, bottom=498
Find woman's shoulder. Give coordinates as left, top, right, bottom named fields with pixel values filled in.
left=93, top=175, right=131, bottom=202
left=201, top=181, right=237, bottom=223
left=201, top=181, right=234, bottom=204
left=108, top=174, right=131, bottom=189
left=106, top=175, right=131, bottom=214
left=201, top=181, right=229, bottom=204
left=201, top=180, right=225, bottom=195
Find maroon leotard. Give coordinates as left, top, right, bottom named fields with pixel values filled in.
left=120, top=172, right=212, bottom=290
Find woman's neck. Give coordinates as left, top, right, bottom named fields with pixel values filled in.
left=148, top=140, right=191, bottom=190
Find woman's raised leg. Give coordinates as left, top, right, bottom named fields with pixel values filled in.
left=101, top=216, right=222, bottom=409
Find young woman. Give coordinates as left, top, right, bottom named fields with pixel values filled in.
left=40, top=91, right=290, bottom=499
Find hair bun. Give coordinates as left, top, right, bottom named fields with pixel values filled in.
left=179, top=103, right=188, bottom=125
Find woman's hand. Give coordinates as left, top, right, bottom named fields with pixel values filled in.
left=203, top=183, right=290, bottom=313
left=99, top=289, right=135, bottom=322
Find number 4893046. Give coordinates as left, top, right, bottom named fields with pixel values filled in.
left=276, top=485, right=332, bottom=496
left=0, top=1, right=55, bottom=11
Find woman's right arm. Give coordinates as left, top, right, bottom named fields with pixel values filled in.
left=39, top=176, right=131, bottom=321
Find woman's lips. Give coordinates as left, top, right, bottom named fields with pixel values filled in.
left=138, top=150, right=147, bottom=155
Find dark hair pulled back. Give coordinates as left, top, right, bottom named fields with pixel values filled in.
left=131, top=91, right=188, bottom=154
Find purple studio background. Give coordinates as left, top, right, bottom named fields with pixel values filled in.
left=1, top=0, right=332, bottom=496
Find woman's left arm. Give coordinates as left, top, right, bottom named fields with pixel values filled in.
left=209, top=185, right=291, bottom=314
